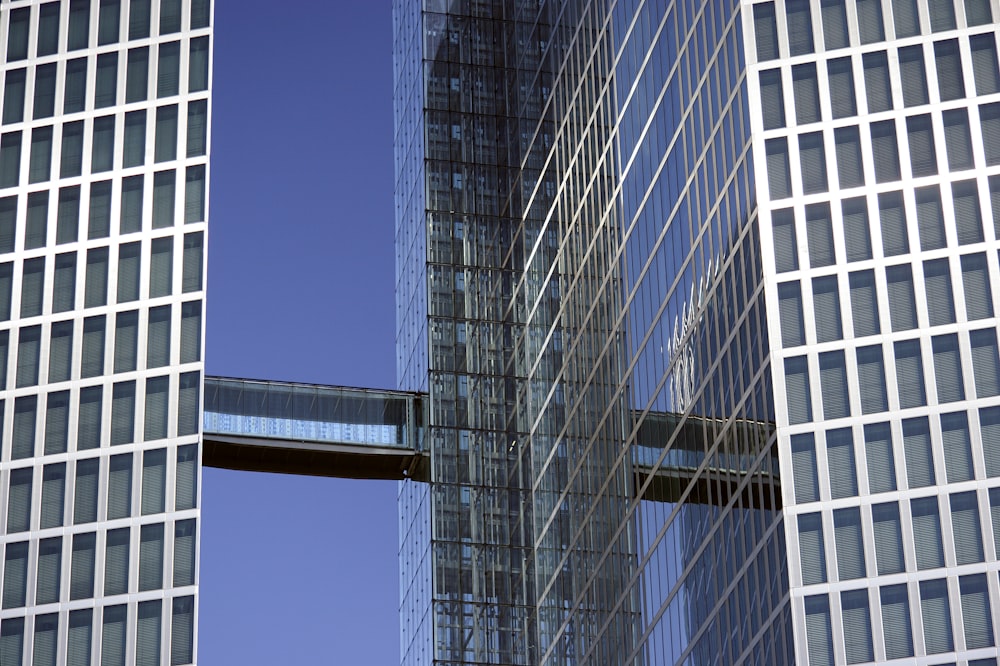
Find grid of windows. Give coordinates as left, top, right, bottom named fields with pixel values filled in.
left=0, top=1, right=208, bottom=664
left=753, top=0, right=1000, bottom=663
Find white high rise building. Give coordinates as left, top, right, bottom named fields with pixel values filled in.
left=0, top=1, right=210, bottom=663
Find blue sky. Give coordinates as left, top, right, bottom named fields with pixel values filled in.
left=201, top=1, right=400, bottom=662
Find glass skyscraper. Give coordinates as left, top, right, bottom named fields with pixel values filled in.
left=5, top=0, right=1000, bottom=664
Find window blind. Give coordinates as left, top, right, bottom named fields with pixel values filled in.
left=0, top=132, right=23, bottom=189
left=820, top=0, right=849, bottom=49
left=35, top=538, right=61, bottom=604
left=902, top=416, right=933, bottom=487
left=92, top=116, right=115, bottom=171
left=971, top=36, right=1000, bottom=97
left=4, top=8, right=27, bottom=60
left=804, top=595, right=833, bottom=666
left=37, top=3, right=60, bottom=56
left=28, top=127, right=53, bottom=183
left=907, top=115, right=937, bottom=177
left=855, top=0, right=884, bottom=43
left=192, top=0, right=211, bottom=28
left=849, top=271, right=880, bottom=339
left=117, top=242, right=141, bottom=303
left=52, top=254, right=76, bottom=313
left=2, top=542, right=28, bottom=608
left=920, top=580, right=954, bottom=653
left=139, top=524, right=164, bottom=591
left=48, top=322, right=73, bottom=383
left=176, top=445, right=198, bottom=510
left=786, top=0, right=814, bottom=55
left=174, top=520, right=196, bottom=586
left=813, top=276, right=842, bottom=342
left=880, top=584, right=914, bottom=658
left=184, top=165, right=206, bottom=222
left=158, top=42, right=181, bottom=98
left=778, top=282, right=804, bottom=348
left=899, top=46, right=929, bottom=106
left=2, top=70, right=26, bottom=124
left=793, top=64, right=820, bottom=124
left=153, top=170, right=176, bottom=228
left=183, top=232, right=204, bottom=292
left=24, top=192, right=47, bottom=249
left=887, top=266, right=917, bottom=331
left=981, top=104, right=1000, bottom=165
left=40, top=463, right=65, bottom=529
left=81, top=316, right=106, bottom=378
left=7, top=468, right=31, bottom=533
left=966, top=0, right=993, bottom=24
left=129, top=0, right=151, bottom=39
left=178, top=372, right=200, bottom=436
left=842, top=198, right=872, bottom=261
left=772, top=209, right=798, bottom=272
left=798, top=513, right=827, bottom=584
left=126, top=47, right=150, bottom=104
left=121, top=175, right=144, bottom=233
left=63, top=59, right=87, bottom=114
left=962, top=254, right=993, bottom=320
left=834, top=508, right=865, bottom=580
left=12, top=396, right=37, bottom=458
left=190, top=38, right=209, bottom=92
left=16, top=325, right=41, bottom=388
left=941, top=412, right=974, bottom=483
left=971, top=329, right=1000, bottom=398
left=912, top=497, right=945, bottom=569
left=74, top=459, right=99, bottom=524
left=840, top=590, right=873, bottom=663
left=180, top=302, right=201, bottom=363
left=760, top=69, right=784, bottom=130
left=922, top=259, right=955, bottom=325
left=856, top=346, right=888, bottom=413
left=799, top=133, right=828, bottom=194
left=20, top=258, right=44, bottom=319
left=0, top=263, right=11, bottom=320
left=932, top=334, right=965, bottom=403
left=68, top=0, right=90, bottom=50
left=155, top=105, right=179, bottom=162
left=826, top=58, right=855, bottom=118
left=147, top=306, right=171, bottom=368
left=892, top=0, right=920, bottom=36
left=160, top=0, right=182, bottom=32
left=123, top=112, right=146, bottom=169
left=33, top=65, right=57, bottom=121
left=104, top=530, right=130, bottom=596
left=107, top=454, right=132, bottom=520
left=110, top=381, right=136, bottom=446
left=792, top=434, right=820, bottom=503
left=960, top=574, right=995, bottom=649
left=102, top=605, right=127, bottom=666
left=1, top=618, right=24, bottom=665
left=879, top=192, right=908, bottom=256
left=77, top=386, right=103, bottom=450
left=172, top=597, right=195, bottom=664
left=785, top=357, right=812, bottom=425
left=114, top=311, right=139, bottom=373
left=33, top=613, right=57, bottom=666
left=826, top=427, right=858, bottom=498
left=864, top=423, right=896, bottom=494
left=0, top=197, right=14, bottom=252
left=935, top=39, right=965, bottom=101
left=141, top=448, right=167, bottom=513
left=67, top=610, right=92, bottom=666
left=915, top=186, right=945, bottom=250
left=136, top=601, right=161, bottom=666
left=835, top=127, right=863, bottom=188
left=953, top=180, right=984, bottom=244
left=950, top=492, right=984, bottom=565
left=766, top=138, right=791, bottom=199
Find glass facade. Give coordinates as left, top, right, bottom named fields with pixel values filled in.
left=0, top=1, right=210, bottom=664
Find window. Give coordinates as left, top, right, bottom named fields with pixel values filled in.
left=33, top=65, right=57, bottom=120
left=36, top=3, right=60, bottom=56
left=144, top=378, right=170, bottom=441
left=176, top=445, right=198, bottom=511
left=982, top=103, right=1000, bottom=165
left=0, top=197, right=14, bottom=252
left=64, top=59, right=88, bottom=114
left=6, top=8, right=29, bottom=61
left=960, top=574, right=995, bottom=648
left=799, top=133, right=828, bottom=194
left=105, top=534, right=130, bottom=595
left=139, top=524, right=164, bottom=591
left=841, top=590, right=873, bottom=664
left=871, top=121, right=900, bottom=182
left=123, top=111, right=147, bottom=169
left=150, top=237, right=173, bottom=297
left=821, top=0, right=849, bottom=49
left=842, top=198, right=872, bottom=261
left=159, top=42, right=182, bottom=98
left=835, top=126, right=863, bottom=187
left=932, top=333, right=965, bottom=403
left=107, top=455, right=132, bottom=520
left=936, top=39, right=965, bottom=101
left=92, top=116, right=116, bottom=173
left=881, top=585, right=914, bottom=659
left=44, top=392, right=70, bottom=454
left=920, top=579, right=954, bottom=653
left=772, top=209, right=798, bottom=272
left=99, top=0, right=121, bottom=43
left=121, top=175, right=144, bottom=233
left=778, top=282, right=804, bottom=347
left=766, top=138, right=791, bottom=198
left=2, top=542, right=28, bottom=608
left=834, top=507, right=866, bottom=579
left=77, top=387, right=103, bottom=450
left=185, top=165, right=206, bottom=222
left=130, top=0, right=151, bottom=39
left=110, top=381, right=136, bottom=445
left=785, top=356, right=812, bottom=425
left=953, top=180, right=984, bottom=244
left=25, top=191, right=48, bottom=248
left=962, top=254, right=994, bottom=319
left=912, top=497, right=945, bottom=569
left=929, top=0, right=957, bottom=30
left=112, top=310, right=136, bottom=379
left=793, top=64, right=821, bottom=124
left=820, top=351, right=849, bottom=419
left=892, top=0, right=921, bottom=37
left=966, top=0, right=993, bottom=24
left=70, top=533, right=96, bottom=600
left=60, top=122, right=85, bottom=179
left=942, top=109, right=973, bottom=170
left=189, top=37, right=210, bottom=92
left=812, top=276, right=842, bottom=342
left=799, top=513, right=827, bottom=584
left=906, top=115, right=937, bottom=177
left=2, top=70, right=25, bottom=124
left=155, top=105, right=179, bottom=162
left=137, top=601, right=161, bottom=666
left=916, top=186, right=946, bottom=250
left=0, top=132, right=23, bottom=189
left=102, top=606, right=127, bottom=666
left=899, top=46, right=929, bottom=106
left=6, top=468, right=31, bottom=533
left=856, top=346, right=888, bottom=413
left=192, top=0, right=211, bottom=28
left=923, top=259, right=955, bottom=325
left=117, top=242, right=141, bottom=302
left=68, top=0, right=90, bottom=49
left=16, top=325, right=41, bottom=388
left=74, top=459, right=99, bottom=523
left=806, top=203, right=834, bottom=266
left=826, top=427, right=857, bottom=497
left=804, top=595, right=833, bottom=666
left=902, top=416, right=934, bottom=485
left=971, top=35, right=1000, bottom=95
left=754, top=3, right=779, bottom=60
left=941, top=411, right=974, bottom=482
left=160, top=0, right=182, bottom=33
left=865, top=422, right=896, bottom=493
left=95, top=54, right=118, bottom=109
left=81, top=315, right=106, bottom=378
left=36, top=538, right=61, bottom=604
left=950, top=491, right=984, bottom=564
left=180, top=302, right=202, bottom=363
left=172, top=597, right=195, bottom=664
left=886, top=266, right=916, bottom=331
left=856, top=0, right=885, bottom=43
left=56, top=187, right=80, bottom=244
left=89, top=181, right=112, bottom=239
left=971, top=328, right=1000, bottom=397
left=153, top=170, right=176, bottom=227
left=183, top=232, right=204, bottom=292
left=827, top=57, right=856, bottom=118
left=187, top=100, right=208, bottom=157
left=787, top=0, right=815, bottom=56
left=759, top=69, right=785, bottom=130
left=792, top=433, right=819, bottom=502
left=178, top=371, right=200, bottom=435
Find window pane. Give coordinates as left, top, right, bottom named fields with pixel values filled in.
left=799, top=513, right=827, bottom=584
left=842, top=198, right=872, bottom=261
left=899, top=46, right=929, bottom=106
left=864, top=423, right=896, bottom=493
left=902, top=416, right=933, bottom=485
left=812, top=276, right=841, bottom=342
left=920, top=579, right=954, bottom=654
left=912, top=497, right=945, bottom=569
left=941, top=412, right=974, bottom=483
